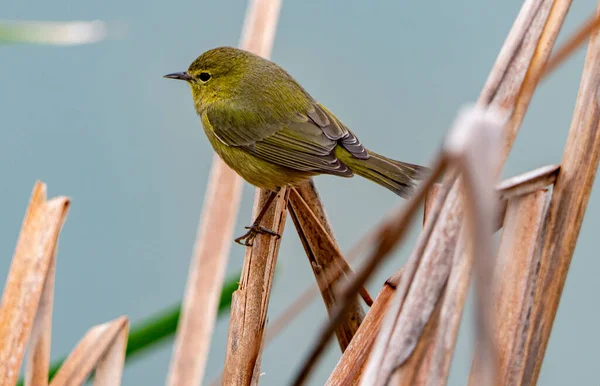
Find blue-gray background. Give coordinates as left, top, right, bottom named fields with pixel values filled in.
left=2, top=1, right=598, bottom=384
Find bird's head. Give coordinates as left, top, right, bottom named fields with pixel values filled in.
left=164, top=46, right=268, bottom=112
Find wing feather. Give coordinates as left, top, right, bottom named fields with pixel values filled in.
left=205, top=101, right=368, bottom=177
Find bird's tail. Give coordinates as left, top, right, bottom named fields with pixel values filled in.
left=340, top=149, right=429, bottom=198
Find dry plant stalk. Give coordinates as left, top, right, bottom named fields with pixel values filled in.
left=292, top=154, right=448, bottom=386
left=391, top=293, right=444, bottom=386
left=523, top=4, right=600, bottom=383
left=288, top=184, right=367, bottom=350
left=50, top=316, right=129, bottom=386
left=383, top=183, right=444, bottom=385
left=208, top=219, right=378, bottom=386
left=496, top=164, right=559, bottom=200
left=419, top=225, right=468, bottom=385
left=325, top=162, right=558, bottom=386
left=166, top=0, right=282, bottom=384
left=449, top=107, right=504, bottom=386
left=0, top=182, right=69, bottom=386
left=354, top=1, right=570, bottom=384
left=362, top=107, right=506, bottom=385
left=26, top=251, right=55, bottom=386
left=223, top=188, right=290, bottom=385
left=471, top=189, right=550, bottom=385
left=325, top=282, right=397, bottom=386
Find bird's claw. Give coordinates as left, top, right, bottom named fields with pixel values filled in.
left=234, top=224, right=281, bottom=246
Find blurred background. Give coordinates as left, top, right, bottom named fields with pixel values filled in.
left=1, top=0, right=599, bottom=384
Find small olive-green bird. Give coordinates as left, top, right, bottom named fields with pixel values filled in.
left=165, top=47, right=428, bottom=246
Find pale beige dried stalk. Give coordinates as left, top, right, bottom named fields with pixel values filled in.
left=208, top=209, right=376, bottom=386
left=166, top=0, right=282, bottom=384
left=358, top=1, right=569, bottom=383
left=472, top=189, right=549, bottom=386
left=391, top=164, right=556, bottom=386
left=25, top=251, right=55, bottom=386
left=223, top=188, right=290, bottom=385
left=324, top=283, right=397, bottom=386
left=0, top=182, right=70, bottom=386
left=523, top=3, right=600, bottom=383
left=449, top=107, right=505, bottom=386
left=292, top=154, right=448, bottom=386
left=363, top=106, right=506, bottom=385
left=50, top=316, right=129, bottom=386
left=288, top=184, right=368, bottom=350
left=325, top=183, right=443, bottom=386
left=496, top=164, right=559, bottom=200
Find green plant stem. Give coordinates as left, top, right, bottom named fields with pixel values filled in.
left=16, top=273, right=239, bottom=386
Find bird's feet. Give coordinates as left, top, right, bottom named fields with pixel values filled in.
left=234, top=224, right=281, bottom=247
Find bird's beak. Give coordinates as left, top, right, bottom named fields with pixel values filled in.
left=163, top=72, right=192, bottom=81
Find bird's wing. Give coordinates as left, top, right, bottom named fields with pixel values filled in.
left=205, top=103, right=368, bottom=176
left=250, top=119, right=352, bottom=176
left=306, top=103, right=369, bottom=160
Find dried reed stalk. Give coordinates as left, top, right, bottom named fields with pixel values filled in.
left=208, top=223, right=377, bottom=386
left=522, top=4, right=600, bottom=383
left=50, top=316, right=129, bottom=386
left=471, top=189, right=550, bottom=386
left=223, top=188, right=290, bottom=385
left=362, top=107, right=506, bottom=385
left=371, top=182, right=442, bottom=385
left=166, top=0, right=282, bottom=384
left=325, top=183, right=441, bottom=385
left=291, top=154, right=448, bottom=386
left=496, top=164, right=559, bottom=200
left=25, top=253, right=55, bottom=386
left=391, top=292, right=445, bottom=386
left=324, top=282, right=397, bottom=386
left=419, top=225, right=468, bottom=386
left=450, top=107, right=504, bottom=386
left=396, top=164, right=558, bottom=386
left=0, top=182, right=69, bottom=386
left=288, top=184, right=367, bottom=350
left=357, top=1, right=570, bottom=383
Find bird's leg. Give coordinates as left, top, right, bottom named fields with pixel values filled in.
left=235, top=189, right=281, bottom=247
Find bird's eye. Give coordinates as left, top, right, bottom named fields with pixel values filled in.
left=198, top=72, right=211, bottom=82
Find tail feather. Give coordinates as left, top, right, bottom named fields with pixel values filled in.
left=343, top=150, right=429, bottom=198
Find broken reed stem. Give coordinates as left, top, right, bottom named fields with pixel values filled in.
left=500, top=0, right=572, bottom=163
left=362, top=107, right=505, bottom=386
left=392, top=291, right=445, bottom=386
left=288, top=183, right=367, bottom=350
left=223, top=188, right=290, bottom=385
left=0, top=182, right=70, bottom=386
left=25, top=252, right=55, bottom=386
left=325, top=181, right=441, bottom=386
left=359, top=1, right=571, bottom=384
left=166, top=0, right=282, bottom=384
left=325, top=281, right=398, bottom=386
left=380, top=186, right=443, bottom=385
left=49, top=316, right=129, bottom=386
left=523, top=4, right=600, bottom=383
left=422, top=225, right=468, bottom=386
left=541, top=11, right=600, bottom=78
left=361, top=172, right=460, bottom=386
left=291, top=154, right=447, bottom=386
left=472, top=189, right=550, bottom=386
left=496, top=164, right=560, bottom=200
left=452, top=108, right=504, bottom=386
left=325, top=164, right=549, bottom=385
left=208, top=224, right=378, bottom=386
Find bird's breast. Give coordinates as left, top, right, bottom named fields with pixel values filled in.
left=199, top=113, right=314, bottom=190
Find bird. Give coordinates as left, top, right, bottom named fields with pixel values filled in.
left=164, top=46, right=428, bottom=246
